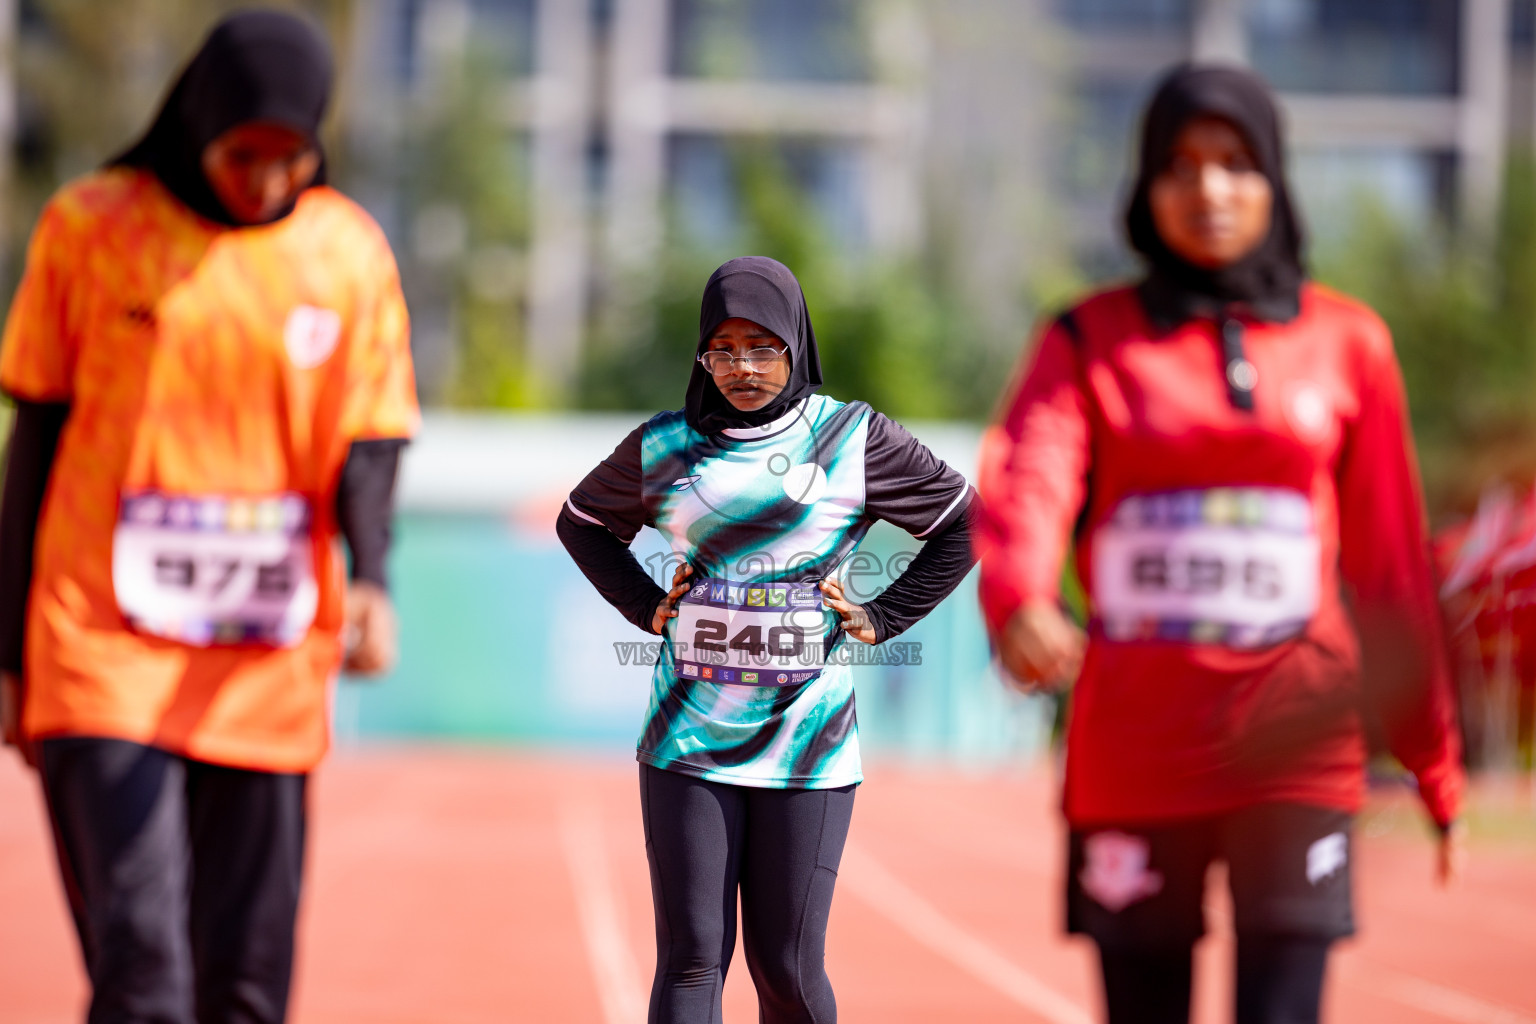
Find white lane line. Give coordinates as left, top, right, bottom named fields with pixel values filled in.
left=840, top=843, right=1094, bottom=1024
left=559, top=800, right=648, bottom=1024
left=1367, top=968, right=1536, bottom=1024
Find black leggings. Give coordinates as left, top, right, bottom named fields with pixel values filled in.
left=1097, top=935, right=1331, bottom=1024
left=639, top=764, right=856, bottom=1024
left=40, top=737, right=307, bottom=1024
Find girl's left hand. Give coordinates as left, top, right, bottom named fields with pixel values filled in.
left=820, top=578, right=877, bottom=645
left=1436, top=820, right=1468, bottom=887
left=343, top=581, right=398, bottom=676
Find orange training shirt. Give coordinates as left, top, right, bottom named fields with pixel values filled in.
left=0, top=168, right=419, bottom=772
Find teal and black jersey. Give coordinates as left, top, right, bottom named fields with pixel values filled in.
left=563, top=393, right=972, bottom=789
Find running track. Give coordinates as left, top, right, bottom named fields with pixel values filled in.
left=3, top=749, right=1534, bottom=1023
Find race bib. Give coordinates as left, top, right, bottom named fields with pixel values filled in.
left=112, top=491, right=319, bottom=648
left=672, top=578, right=831, bottom=686
left=1091, top=488, right=1319, bottom=648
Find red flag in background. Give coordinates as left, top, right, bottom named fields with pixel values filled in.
left=1436, top=484, right=1536, bottom=770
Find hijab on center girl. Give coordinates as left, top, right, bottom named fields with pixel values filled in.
left=112, top=10, right=334, bottom=227
left=684, top=256, right=825, bottom=435
left=1124, top=63, right=1307, bottom=331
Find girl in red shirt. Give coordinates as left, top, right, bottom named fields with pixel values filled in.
left=976, top=64, right=1464, bottom=1024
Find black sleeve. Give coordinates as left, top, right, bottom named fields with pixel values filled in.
left=863, top=411, right=971, bottom=537
left=335, top=438, right=407, bottom=592
left=857, top=412, right=977, bottom=642
left=565, top=424, right=649, bottom=542
left=558, top=424, right=667, bottom=633
left=862, top=491, right=978, bottom=643
left=0, top=401, right=69, bottom=674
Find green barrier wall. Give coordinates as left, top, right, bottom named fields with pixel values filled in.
left=335, top=513, right=1054, bottom=766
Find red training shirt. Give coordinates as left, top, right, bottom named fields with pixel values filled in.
left=976, top=283, right=1463, bottom=828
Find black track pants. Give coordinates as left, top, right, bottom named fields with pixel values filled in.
left=638, top=764, right=856, bottom=1024
left=40, top=736, right=307, bottom=1024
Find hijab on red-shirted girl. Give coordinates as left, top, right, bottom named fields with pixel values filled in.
left=1125, top=63, right=1306, bottom=331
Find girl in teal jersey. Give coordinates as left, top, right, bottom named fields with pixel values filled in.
left=559, top=256, right=975, bottom=1023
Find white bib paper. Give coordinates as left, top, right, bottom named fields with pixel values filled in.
left=1091, top=488, right=1319, bottom=648
left=112, top=491, right=319, bottom=648
left=672, top=578, right=832, bottom=686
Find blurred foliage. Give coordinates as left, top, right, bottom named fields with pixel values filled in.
left=1313, top=158, right=1536, bottom=522
left=399, top=48, right=533, bottom=408
left=577, top=140, right=1016, bottom=423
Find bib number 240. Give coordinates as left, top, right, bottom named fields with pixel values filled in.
left=692, top=619, right=808, bottom=658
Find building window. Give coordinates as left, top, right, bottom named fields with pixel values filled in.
left=467, top=0, right=537, bottom=77
left=669, top=0, right=870, bottom=82
left=1061, top=76, right=1156, bottom=206
left=1056, top=0, right=1194, bottom=32
left=1289, top=146, right=1451, bottom=236
left=668, top=134, right=867, bottom=250
left=1246, top=0, right=1461, bottom=95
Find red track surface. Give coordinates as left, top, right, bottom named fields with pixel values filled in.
left=3, top=748, right=1534, bottom=1023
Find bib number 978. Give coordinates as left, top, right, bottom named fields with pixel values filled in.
left=112, top=491, right=319, bottom=648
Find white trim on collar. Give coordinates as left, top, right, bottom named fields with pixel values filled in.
left=718, top=399, right=807, bottom=439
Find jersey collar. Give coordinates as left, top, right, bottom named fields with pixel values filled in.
left=717, top=398, right=807, bottom=441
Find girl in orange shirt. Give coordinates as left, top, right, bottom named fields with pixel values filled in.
left=0, top=12, right=417, bottom=1021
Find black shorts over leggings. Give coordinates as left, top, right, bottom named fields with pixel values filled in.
left=1067, top=802, right=1355, bottom=947
left=1068, top=803, right=1354, bottom=1024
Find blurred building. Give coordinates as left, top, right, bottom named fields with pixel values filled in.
left=343, top=0, right=937, bottom=400
left=1064, top=0, right=1523, bottom=264
left=337, top=0, right=1536, bottom=402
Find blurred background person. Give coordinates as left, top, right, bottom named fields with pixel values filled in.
left=975, top=63, right=1465, bottom=1024
left=0, top=10, right=416, bottom=1022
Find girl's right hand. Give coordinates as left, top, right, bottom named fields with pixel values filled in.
left=651, top=562, right=694, bottom=634
left=999, top=600, right=1086, bottom=692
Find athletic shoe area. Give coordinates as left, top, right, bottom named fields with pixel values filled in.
left=3, top=749, right=1532, bottom=1024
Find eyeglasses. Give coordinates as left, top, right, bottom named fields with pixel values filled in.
left=697, top=346, right=788, bottom=375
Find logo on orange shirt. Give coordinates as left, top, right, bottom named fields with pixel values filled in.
left=284, top=305, right=342, bottom=368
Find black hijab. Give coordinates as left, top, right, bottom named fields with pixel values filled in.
left=685, top=257, right=824, bottom=436
left=111, top=10, right=334, bottom=227
left=1125, top=63, right=1305, bottom=330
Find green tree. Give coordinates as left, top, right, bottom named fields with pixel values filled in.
left=578, top=139, right=1014, bottom=421
left=1313, top=159, right=1536, bottom=520
left=397, top=50, right=532, bottom=408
